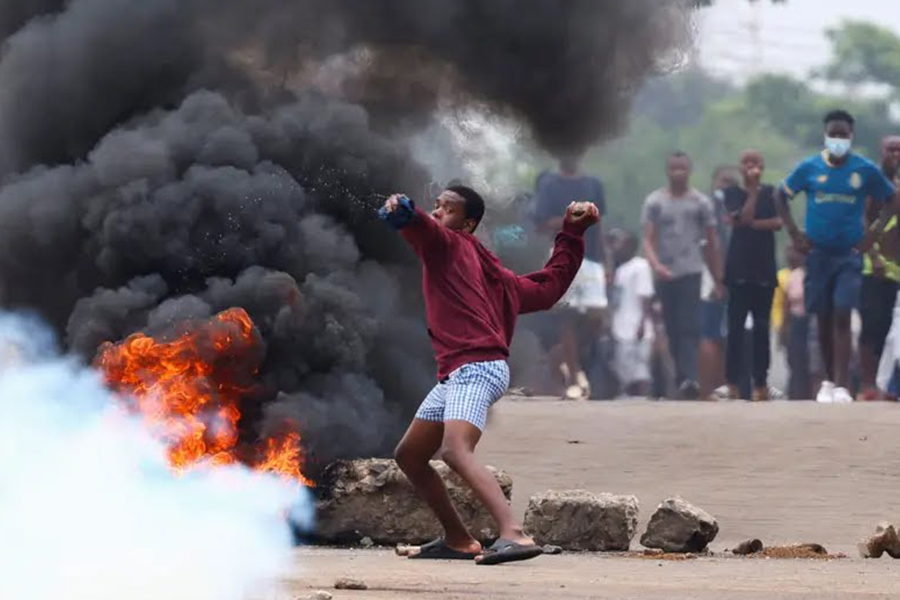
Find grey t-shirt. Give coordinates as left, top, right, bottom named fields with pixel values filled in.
left=641, top=187, right=715, bottom=278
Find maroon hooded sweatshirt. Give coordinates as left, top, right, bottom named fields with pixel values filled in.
left=400, top=208, right=586, bottom=380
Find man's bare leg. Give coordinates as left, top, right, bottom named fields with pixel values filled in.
left=560, top=320, right=584, bottom=396
left=438, top=420, right=534, bottom=563
left=698, top=338, right=724, bottom=398
left=394, top=419, right=481, bottom=555
left=833, top=310, right=852, bottom=388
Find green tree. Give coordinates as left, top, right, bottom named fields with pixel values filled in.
left=742, top=73, right=895, bottom=153
left=512, top=16, right=899, bottom=243
left=633, top=68, right=734, bottom=130
left=823, top=20, right=900, bottom=93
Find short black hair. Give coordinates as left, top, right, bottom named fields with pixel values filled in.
left=823, top=109, right=855, bottom=129
left=668, top=150, right=692, bottom=165
left=619, top=229, right=638, bottom=252
left=447, top=185, right=485, bottom=227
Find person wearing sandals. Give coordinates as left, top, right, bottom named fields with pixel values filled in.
left=713, top=151, right=783, bottom=401
left=379, top=187, right=598, bottom=565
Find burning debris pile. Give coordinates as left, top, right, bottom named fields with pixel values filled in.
left=0, top=0, right=693, bottom=474
left=95, top=307, right=313, bottom=485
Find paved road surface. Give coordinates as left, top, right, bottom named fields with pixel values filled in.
left=280, top=400, right=900, bottom=600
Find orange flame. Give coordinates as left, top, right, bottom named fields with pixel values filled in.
left=256, top=432, right=313, bottom=487
left=95, top=307, right=313, bottom=486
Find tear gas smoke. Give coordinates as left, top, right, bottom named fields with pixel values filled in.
left=0, top=312, right=306, bottom=600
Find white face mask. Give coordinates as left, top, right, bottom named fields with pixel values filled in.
left=825, top=136, right=852, bottom=158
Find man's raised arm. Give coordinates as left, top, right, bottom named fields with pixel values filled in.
left=379, top=194, right=451, bottom=258
left=516, top=202, right=599, bottom=314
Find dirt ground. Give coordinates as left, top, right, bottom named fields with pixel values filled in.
left=280, top=399, right=900, bottom=600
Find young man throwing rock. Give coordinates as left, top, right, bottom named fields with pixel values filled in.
left=380, top=186, right=598, bottom=565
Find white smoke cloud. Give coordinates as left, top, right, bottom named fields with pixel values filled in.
left=411, top=106, right=532, bottom=201
left=0, top=312, right=306, bottom=600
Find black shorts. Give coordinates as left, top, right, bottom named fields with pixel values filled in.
left=859, top=276, right=898, bottom=356
left=523, top=309, right=580, bottom=351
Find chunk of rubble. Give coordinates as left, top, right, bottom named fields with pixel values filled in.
left=731, top=539, right=763, bottom=555
left=859, top=522, right=900, bottom=559
left=334, top=577, right=367, bottom=590
left=756, top=544, right=841, bottom=559
left=631, top=548, right=697, bottom=560
left=315, top=458, right=511, bottom=545
left=640, top=497, right=718, bottom=553
left=523, top=489, right=639, bottom=551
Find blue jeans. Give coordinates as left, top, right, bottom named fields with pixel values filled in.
left=700, top=299, right=726, bottom=341
left=805, top=248, right=862, bottom=315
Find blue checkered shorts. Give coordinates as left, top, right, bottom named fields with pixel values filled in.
left=415, top=360, right=510, bottom=431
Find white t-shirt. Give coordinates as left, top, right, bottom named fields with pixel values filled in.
left=560, top=259, right=608, bottom=311
left=613, top=256, right=654, bottom=341
left=701, top=266, right=715, bottom=301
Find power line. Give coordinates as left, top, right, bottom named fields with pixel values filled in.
left=704, top=34, right=825, bottom=53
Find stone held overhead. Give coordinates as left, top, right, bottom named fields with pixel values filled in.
left=523, top=489, right=639, bottom=551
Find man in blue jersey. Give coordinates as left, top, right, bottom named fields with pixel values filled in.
left=777, top=110, right=898, bottom=403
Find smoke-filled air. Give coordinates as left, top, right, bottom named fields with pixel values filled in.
left=0, top=0, right=693, bottom=471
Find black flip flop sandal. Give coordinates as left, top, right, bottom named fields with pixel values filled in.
left=408, top=538, right=480, bottom=560
left=476, top=538, right=543, bottom=566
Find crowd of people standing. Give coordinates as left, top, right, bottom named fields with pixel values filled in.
left=491, top=108, right=900, bottom=401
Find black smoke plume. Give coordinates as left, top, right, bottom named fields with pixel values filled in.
left=0, top=0, right=692, bottom=469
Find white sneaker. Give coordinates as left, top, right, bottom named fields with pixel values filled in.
left=766, top=386, right=785, bottom=401
left=816, top=381, right=835, bottom=404
left=565, top=384, right=584, bottom=400
left=563, top=369, right=590, bottom=400
left=710, top=384, right=739, bottom=401
left=833, top=387, right=854, bottom=404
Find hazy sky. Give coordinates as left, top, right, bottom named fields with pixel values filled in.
left=697, top=0, right=900, bottom=81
